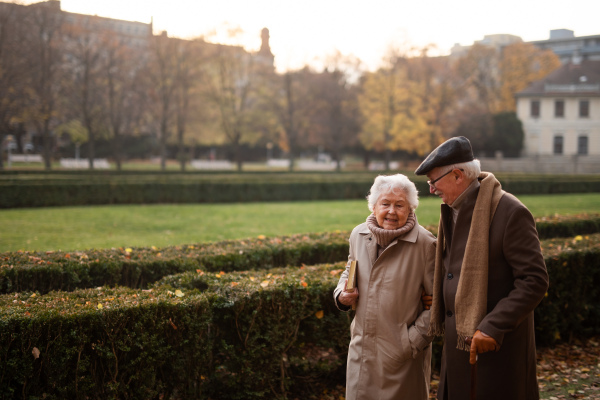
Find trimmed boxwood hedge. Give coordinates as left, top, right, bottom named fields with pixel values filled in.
left=1, top=214, right=600, bottom=398
left=1, top=232, right=600, bottom=399
left=0, top=264, right=350, bottom=400
left=0, top=232, right=350, bottom=294
left=1, top=215, right=599, bottom=295
left=2, top=171, right=600, bottom=208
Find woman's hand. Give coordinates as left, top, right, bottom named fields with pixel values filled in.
left=338, top=279, right=359, bottom=307
left=421, top=289, right=432, bottom=310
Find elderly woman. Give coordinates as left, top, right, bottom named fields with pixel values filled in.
left=334, top=173, right=436, bottom=400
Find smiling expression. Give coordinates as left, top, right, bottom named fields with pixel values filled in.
left=373, top=190, right=410, bottom=230
left=426, top=167, right=465, bottom=205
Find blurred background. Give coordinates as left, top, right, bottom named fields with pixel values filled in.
left=0, top=0, right=599, bottom=174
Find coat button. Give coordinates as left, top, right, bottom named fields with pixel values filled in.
left=446, top=310, right=453, bottom=317
left=447, top=273, right=453, bottom=280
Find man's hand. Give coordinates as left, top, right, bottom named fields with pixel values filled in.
left=468, top=330, right=499, bottom=364
left=421, top=289, right=432, bottom=310
left=338, top=279, right=359, bottom=307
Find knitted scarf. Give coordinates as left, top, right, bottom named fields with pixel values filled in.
left=366, top=211, right=416, bottom=250
left=428, top=172, right=505, bottom=351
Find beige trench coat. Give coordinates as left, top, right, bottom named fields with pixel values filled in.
left=334, top=221, right=436, bottom=400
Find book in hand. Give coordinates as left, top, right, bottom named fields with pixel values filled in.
left=345, top=260, right=357, bottom=310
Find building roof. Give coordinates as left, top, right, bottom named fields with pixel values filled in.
left=516, top=60, right=600, bottom=97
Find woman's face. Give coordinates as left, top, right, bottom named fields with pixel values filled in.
left=373, top=190, right=410, bottom=230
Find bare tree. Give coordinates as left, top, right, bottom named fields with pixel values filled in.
left=173, top=39, right=205, bottom=171
left=148, top=32, right=181, bottom=170
left=311, top=62, right=361, bottom=171
left=25, top=1, right=65, bottom=170
left=261, top=69, right=309, bottom=171
left=0, top=2, right=30, bottom=169
left=203, top=44, right=259, bottom=171
left=103, top=32, right=148, bottom=170
left=62, top=17, right=107, bottom=169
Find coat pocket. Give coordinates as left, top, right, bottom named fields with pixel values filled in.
left=377, top=322, right=412, bottom=365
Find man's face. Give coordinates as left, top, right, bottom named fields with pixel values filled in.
left=426, top=166, right=463, bottom=205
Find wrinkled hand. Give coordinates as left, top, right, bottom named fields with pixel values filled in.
left=338, top=279, right=359, bottom=307
left=468, top=330, right=499, bottom=365
left=421, top=289, right=432, bottom=310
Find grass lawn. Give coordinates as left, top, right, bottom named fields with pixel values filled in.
left=1, top=192, right=599, bottom=253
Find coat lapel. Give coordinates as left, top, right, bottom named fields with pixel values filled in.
left=358, top=225, right=378, bottom=266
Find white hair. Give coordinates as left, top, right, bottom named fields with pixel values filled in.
left=440, top=159, right=481, bottom=182
left=367, top=174, right=419, bottom=212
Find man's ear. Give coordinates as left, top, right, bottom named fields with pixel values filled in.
left=454, top=169, right=466, bottom=184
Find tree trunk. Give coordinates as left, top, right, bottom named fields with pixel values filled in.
left=178, top=126, right=185, bottom=171
left=42, top=121, right=52, bottom=170
left=113, top=131, right=122, bottom=171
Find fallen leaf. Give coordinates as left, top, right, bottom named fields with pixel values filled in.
left=260, top=280, right=269, bottom=288
left=174, top=290, right=184, bottom=297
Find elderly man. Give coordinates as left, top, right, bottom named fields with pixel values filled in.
left=415, top=136, right=548, bottom=400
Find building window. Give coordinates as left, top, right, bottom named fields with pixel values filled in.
left=553, top=135, right=564, bottom=155
left=554, top=100, right=565, bottom=117
left=579, top=100, right=589, bottom=117
left=530, top=100, right=540, bottom=117
left=578, top=136, right=589, bottom=155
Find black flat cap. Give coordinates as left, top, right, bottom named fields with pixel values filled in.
left=414, top=136, right=474, bottom=175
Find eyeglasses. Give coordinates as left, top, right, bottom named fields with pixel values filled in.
left=427, top=169, right=463, bottom=188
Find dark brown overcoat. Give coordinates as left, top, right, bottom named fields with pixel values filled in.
left=437, top=182, right=549, bottom=400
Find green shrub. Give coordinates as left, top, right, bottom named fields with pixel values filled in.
left=534, top=234, right=600, bottom=346
left=1, top=232, right=599, bottom=398
left=535, top=214, right=600, bottom=239
left=0, top=264, right=349, bottom=399
left=0, top=232, right=349, bottom=294
left=2, top=215, right=599, bottom=295
left=2, top=171, right=600, bottom=208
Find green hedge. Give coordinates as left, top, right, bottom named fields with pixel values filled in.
left=534, top=234, right=600, bottom=346
left=0, top=232, right=350, bottom=295
left=1, top=232, right=600, bottom=399
left=0, top=264, right=350, bottom=399
left=535, top=214, right=600, bottom=239
left=2, top=171, right=600, bottom=207
left=2, top=215, right=599, bottom=295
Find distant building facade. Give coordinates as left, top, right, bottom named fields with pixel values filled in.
left=515, top=59, right=600, bottom=157
left=450, top=33, right=523, bottom=58
left=451, top=29, right=600, bottom=64
left=530, top=29, right=600, bottom=64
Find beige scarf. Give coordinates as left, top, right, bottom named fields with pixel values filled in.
left=366, top=211, right=416, bottom=249
left=428, top=172, right=505, bottom=351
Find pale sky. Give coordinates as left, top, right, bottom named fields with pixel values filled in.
left=56, top=0, right=600, bottom=72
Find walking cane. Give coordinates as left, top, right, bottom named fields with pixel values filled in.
left=470, top=356, right=477, bottom=400
left=466, top=336, right=477, bottom=400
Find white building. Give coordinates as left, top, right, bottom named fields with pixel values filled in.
left=515, top=59, right=600, bottom=157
